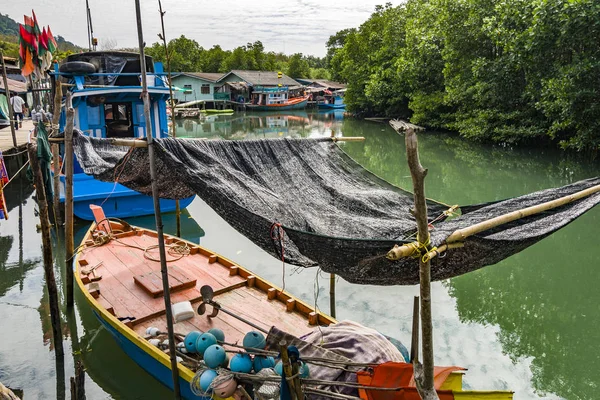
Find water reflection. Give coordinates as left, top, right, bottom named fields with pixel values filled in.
left=175, top=109, right=346, bottom=140
left=2, top=111, right=599, bottom=399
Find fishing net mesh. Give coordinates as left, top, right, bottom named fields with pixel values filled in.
left=73, top=133, right=600, bottom=285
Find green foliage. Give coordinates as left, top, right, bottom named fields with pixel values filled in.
left=286, top=53, right=310, bottom=78
left=330, top=0, right=600, bottom=151
left=0, top=13, right=19, bottom=36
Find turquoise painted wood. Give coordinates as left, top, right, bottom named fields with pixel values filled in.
left=171, top=74, right=219, bottom=103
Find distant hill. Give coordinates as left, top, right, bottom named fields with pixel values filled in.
left=0, top=13, right=82, bottom=52
left=0, top=13, right=19, bottom=36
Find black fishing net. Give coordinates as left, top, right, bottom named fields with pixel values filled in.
left=73, top=132, right=600, bottom=285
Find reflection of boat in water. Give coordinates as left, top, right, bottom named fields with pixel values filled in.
left=54, top=51, right=195, bottom=220
left=75, top=208, right=513, bottom=399
left=201, top=109, right=234, bottom=115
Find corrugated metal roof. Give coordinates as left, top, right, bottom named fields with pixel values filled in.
left=0, top=77, right=28, bottom=94
left=219, top=70, right=301, bottom=87
left=305, top=80, right=346, bottom=90
left=173, top=72, right=225, bottom=82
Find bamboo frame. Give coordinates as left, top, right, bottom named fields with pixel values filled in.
left=387, top=183, right=600, bottom=261
left=48, top=136, right=365, bottom=147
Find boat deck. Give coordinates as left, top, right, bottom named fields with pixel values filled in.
left=77, top=226, right=329, bottom=344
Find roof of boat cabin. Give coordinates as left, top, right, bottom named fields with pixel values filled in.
left=296, top=79, right=346, bottom=90
left=217, top=70, right=302, bottom=87
left=172, top=72, right=225, bottom=83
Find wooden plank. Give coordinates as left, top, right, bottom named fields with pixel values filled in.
left=133, top=269, right=197, bottom=298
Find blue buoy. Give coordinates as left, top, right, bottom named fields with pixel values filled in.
left=204, top=344, right=227, bottom=369
left=199, top=369, right=218, bottom=394
left=195, top=332, right=217, bottom=356
left=243, top=331, right=266, bottom=351
left=229, top=353, right=253, bottom=373
left=207, top=328, right=225, bottom=342
left=253, top=355, right=275, bottom=372
left=184, top=331, right=202, bottom=353
left=274, top=360, right=283, bottom=376
left=274, top=360, right=309, bottom=378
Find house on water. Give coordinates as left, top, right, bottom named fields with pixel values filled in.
left=215, top=70, right=303, bottom=105
left=170, top=72, right=229, bottom=108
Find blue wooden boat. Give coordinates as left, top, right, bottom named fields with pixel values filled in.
left=53, top=51, right=195, bottom=220
left=318, top=90, right=346, bottom=109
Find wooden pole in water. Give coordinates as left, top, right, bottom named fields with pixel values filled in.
left=404, top=128, right=438, bottom=400
left=64, top=93, right=75, bottom=307
left=0, top=50, right=18, bottom=148
left=27, top=142, right=64, bottom=357
left=158, top=0, right=182, bottom=237
left=135, top=1, right=181, bottom=398
left=51, top=81, right=62, bottom=224
left=410, top=295, right=419, bottom=363
left=69, top=360, right=85, bottom=400
left=329, top=273, right=336, bottom=318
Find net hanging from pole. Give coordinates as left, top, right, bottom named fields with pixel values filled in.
left=73, top=132, right=600, bottom=285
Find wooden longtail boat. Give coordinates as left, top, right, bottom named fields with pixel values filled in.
left=75, top=208, right=513, bottom=399
left=246, top=95, right=310, bottom=111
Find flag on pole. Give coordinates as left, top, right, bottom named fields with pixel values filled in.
left=19, top=23, right=36, bottom=76
left=47, top=26, right=58, bottom=54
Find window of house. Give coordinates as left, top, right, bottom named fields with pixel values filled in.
left=201, top=84, right=210, bottom=95
left=183, top=84, right=192, bottom=94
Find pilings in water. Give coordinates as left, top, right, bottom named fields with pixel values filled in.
left=51, top=81, right=63, bottom=225
left=69, top=361, right=85, bottom=400
left=64, top=93, right=75, bottom=307
left=27, top=142, right=64, bottom=357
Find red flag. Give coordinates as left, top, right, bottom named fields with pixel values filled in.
left=31, top=10, right=41, bottom=35
left=47, top=26, right=58, bottom=52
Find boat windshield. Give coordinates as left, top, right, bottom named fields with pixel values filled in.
left=104, top=103, right=134, bottom=138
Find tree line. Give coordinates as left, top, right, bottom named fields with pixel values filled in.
left=145, top=36, right=329, bottom=80
left=327, top=1, right=600, bottom=152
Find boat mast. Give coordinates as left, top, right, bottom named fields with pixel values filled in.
left=86, top=0, right=96, bottom=51
left=134, top=1, right=181, bottom=398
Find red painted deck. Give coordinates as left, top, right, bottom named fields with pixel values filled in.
left=77, top=226, right=330, bottom=345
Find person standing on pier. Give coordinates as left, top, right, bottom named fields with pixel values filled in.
left=9, top=92, right=25, bottom=130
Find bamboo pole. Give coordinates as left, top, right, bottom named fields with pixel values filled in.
left=158, top=0, right=181, bottom=237
left=64, top=93, right=75, bottom=307
left=404, top=128, right=438, bottom=400
left=387, top=183, right=600, bottom=261
left=279, top=342, right=298, bottom=400
left=0, top=50, right=18, bottom=148
left=135, top=1, right=181, bottom=398
left=28, top=143, right=64, bottom=357
left=51, top=81, right=62, bottom=224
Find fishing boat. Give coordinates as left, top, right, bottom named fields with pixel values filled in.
left=318, top=89, right=346, bottom=109
left=246, top=86, right=309, bottom=112
left=52, top=51, right=195, bottom=220
left=75, top=205, right=513, bottom=399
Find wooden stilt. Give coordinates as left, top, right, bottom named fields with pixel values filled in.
left=279, top=342, right=298, bottom=400
left=27, top=143, right=64, bottom=357
left=404, top=128, right=438, bottom=400
left=158, top=0, right=182, bottom=237
left=135, top=1, right=181, bottom=398
left=51, top=81, right=62, bottom=224
left=0, top=50, right=18, bottom=148
left=64, top=93, right=74, bottom=307
left=410, top=295, right=419, bottom=363
left=69, top=361, right=85, bottom=400
left=329, top=273, right=336, bottom=318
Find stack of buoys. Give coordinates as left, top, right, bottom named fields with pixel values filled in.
left=149, top=326, right=309, bottom=398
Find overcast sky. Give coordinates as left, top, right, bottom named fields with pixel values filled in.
left=4, top=0, right=394, bottom=57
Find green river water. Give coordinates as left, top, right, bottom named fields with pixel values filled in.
left=0, top=110, right=598, bottom=399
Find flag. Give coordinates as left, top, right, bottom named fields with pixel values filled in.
left=47, top=26, right=58, bottom=53
left=31, top=10, right=41, bottom=36
left=19, top=24, right=36, bottom=76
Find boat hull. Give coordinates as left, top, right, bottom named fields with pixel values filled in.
left=93, top=310, right=206, bottom=399
left=318, top=103, right=346, bottom=109
left=61, top=174, right=195, bottom=220
left=246, top=98, right=308, bottom=111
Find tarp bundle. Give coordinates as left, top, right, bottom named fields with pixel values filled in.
left=73, top=133, right=600, bottom=285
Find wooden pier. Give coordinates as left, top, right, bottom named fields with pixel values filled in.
left=0, top=119, right=35, bottom=153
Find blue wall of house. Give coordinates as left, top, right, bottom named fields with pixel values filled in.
left=171, top=75, right=217, bottom=103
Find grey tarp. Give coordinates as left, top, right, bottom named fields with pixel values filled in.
left=73, top=132, right=600, bottom=285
